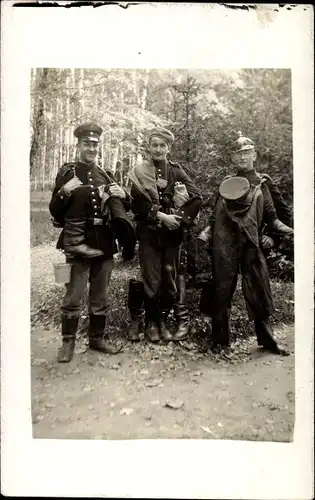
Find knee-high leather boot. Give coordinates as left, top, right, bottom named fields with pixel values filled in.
left=63, top=218, right=104, bottom=258
left=127, top=279, right=144, bottom=341
left=88, top=315, right=123, bottom=354
left=173, top=275, right=191, bottom=341
left=159, top=310, right=173, bottom=341
left=57, top=315, right=79, bottom=363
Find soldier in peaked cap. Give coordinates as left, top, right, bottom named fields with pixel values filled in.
left=199, top=131, right=293, bottom=355
left=49, top=122, right=135, bottom=363
left=127, top=127, right=202, bottom=343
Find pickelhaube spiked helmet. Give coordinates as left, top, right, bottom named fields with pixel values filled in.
left=231, top=131, right=255, bottom=153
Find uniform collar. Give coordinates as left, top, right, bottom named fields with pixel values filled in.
left=77, top=160, right=98, bottom=170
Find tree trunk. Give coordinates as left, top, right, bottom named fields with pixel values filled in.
left=30, top=68, right=50, bottom=176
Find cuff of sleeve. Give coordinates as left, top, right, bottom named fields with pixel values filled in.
left=147, top=204, right=161, bottom=221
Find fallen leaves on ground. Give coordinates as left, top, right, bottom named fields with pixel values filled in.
left=120, top=408, right=134, bottom=416
left=164, top=399, right=184, bottom=410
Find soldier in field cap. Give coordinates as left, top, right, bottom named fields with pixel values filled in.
left=49, top=122, right=135, bottom=363
left=128, top=126, right=202, bottom=343
left=199, top=130, right=294, bottom=356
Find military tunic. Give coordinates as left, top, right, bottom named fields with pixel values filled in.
left=130, top=159, right=201, bottom=318
left=49, top=160, right=131, bottom=319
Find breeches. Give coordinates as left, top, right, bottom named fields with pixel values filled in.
left=138, top=232, right=181, bottom=310
left=212, top=241, right=274, bottom=321
left=62, top=257, right=113, bottom=317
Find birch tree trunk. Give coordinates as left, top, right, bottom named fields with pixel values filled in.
left=30, top=68, right=49, bottom=176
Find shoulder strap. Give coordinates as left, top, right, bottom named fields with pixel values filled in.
left=168, top=160, right=181, bottom=168
left=58, top=162, right=76, bottom=176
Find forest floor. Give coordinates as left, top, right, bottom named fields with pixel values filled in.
left=31, top=242, right=295, bottom=442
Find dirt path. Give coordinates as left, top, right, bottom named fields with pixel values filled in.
left=31, top=325, right=294, bottom=441
left=31, top=243, right=295, bottom=441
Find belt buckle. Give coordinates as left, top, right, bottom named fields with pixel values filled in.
left=93, top=218, right=103, bottom=226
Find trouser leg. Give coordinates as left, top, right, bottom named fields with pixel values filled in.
left=159, top=245, right=181, bottom=341
left=139, top=235, right=162, bottom=341
left=62, top=258, right=90, bottom=318
left=211, top=249, right=239, bottom=347
left=59, top=258, right=90, bottom=362
left=241, top=245, right=275, bottom=346
left=241, top=245, right=289, bottom=355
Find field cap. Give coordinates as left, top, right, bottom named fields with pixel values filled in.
left=74, top=122, right=103, bottom=142
left=148, top=127, right=175, bottom=147
left=219, top=176, right=251, bottom=201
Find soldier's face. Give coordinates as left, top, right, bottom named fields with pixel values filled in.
left=149, top=137, right=170, bottom=161
left=78, top=139, right=99, bottom=163
left=232, top=148, right=256, bottom=171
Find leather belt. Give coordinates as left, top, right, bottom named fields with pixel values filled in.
left=92, top=218, right=103, bottom=226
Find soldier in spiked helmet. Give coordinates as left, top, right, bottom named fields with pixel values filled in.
left=199, top=131, right=294, bottom=355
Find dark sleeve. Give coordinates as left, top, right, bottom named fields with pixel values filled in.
left=105, top=169, right=131, bottom=211
left=261, top=183, right=277, bottom=226
left=176, top=166, right=201, bottom=198
left=264, top=177, right=292, bottom=226
left=49, top=169, right=74, bottom=224
left=130, top=184, right=161, bottom=221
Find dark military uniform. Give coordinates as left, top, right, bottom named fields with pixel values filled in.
left=49, top=123, right=134, bottom=362
left=130, top=158, right=202, bottom=338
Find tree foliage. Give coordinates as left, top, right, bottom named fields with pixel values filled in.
left=30, top=68, right=293, bottom=280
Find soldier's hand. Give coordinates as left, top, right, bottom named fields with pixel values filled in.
left=108, top=183, right=126, bottom=199
left=261, top=235, right=274, bottom=249
left=160, top=213, right=182, bottom=230
left=62, top=176, right=83, bottom=196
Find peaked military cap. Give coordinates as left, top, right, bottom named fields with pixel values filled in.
left=219, top=176, right=250, bottom=201
left=148, top=127, right=175, bottom=147
left=74, top=122, right=103, bottom=142
left=231, top=131, right=255, bottom=153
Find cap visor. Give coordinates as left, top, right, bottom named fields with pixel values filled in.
left=234, top=145, right=254, bottom=152
left=82, top=136, right=99, bottom=142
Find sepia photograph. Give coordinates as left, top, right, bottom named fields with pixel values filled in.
left=2, top=2, right=313, bottom=498
left=30, top=67, right=295, bottom=441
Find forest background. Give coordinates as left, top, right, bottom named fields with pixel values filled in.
left=30, top=68, right=294, bottom=279
left=29, top=68, right=294, bottom=344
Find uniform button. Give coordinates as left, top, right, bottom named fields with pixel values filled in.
left=92, top=198, right=96, bottom=202
left=88, top=171, right=91, bottom=175
left=91, top=191, right=95, bottom=195
left=94, top=204, right=98, bottom=208
left=158, top=169, right=161, bottom=172
left=60, top=195, right=64, bottom=200
left=94, top=212, right=98, bottom=216
left=188, top=216, right=191, bottom=219
left=158, top=174, right=161, bottom=177
left=89, top=178, right=93, bottom=182
left=90, top=185, right=94, bottom=188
